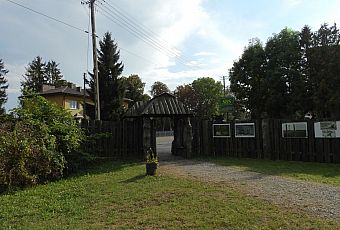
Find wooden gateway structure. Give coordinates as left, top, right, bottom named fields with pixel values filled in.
left=124, top=93, right=193, bottom=158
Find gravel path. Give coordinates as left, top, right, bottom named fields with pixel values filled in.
left=156, top=137, right=340, bottom=220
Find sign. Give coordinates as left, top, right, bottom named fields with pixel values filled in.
left=314, top=121, right=340, bottom=138
left=282, top=122, right=308, bottom=138
left=213, top=124, right=231, bottom=138
left=219, top=95, right=234, bottom=113
left=235, top=123, right=255, bottom=138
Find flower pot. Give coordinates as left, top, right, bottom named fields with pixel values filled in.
left=146, top=162, right=157, bottom=176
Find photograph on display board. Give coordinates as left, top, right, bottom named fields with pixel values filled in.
left=235, top=123, right=255, bottom=137
left=282, top=122, right=308, bottom=138
left=314, top=121, right=340, bottom=138
left=213, top=124, right=231, bottom=137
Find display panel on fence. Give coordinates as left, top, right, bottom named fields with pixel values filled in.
left=282, top=122, right=308, bottom=138
left=235, top=123, right=255, bottom=138
left=213, top=124, right=231, bottom=137
left=314, top=121, right=340, bottom=138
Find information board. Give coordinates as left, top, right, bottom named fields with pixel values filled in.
left=213, top=124, right=231, bottom=138
left=235, top=123, right=255, bottom=138
left=314, top=121, right=340, bottom=138
left=282, top=122, right=308, bottom=138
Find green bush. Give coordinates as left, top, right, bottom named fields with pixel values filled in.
left=0, top=94, right=86, bottom=192
left=0, top=121, right=64, bottom=192
left=14, top=94, right=83, bottom=155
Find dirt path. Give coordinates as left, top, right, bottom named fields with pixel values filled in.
left=159, top=159, right=340, bottom=220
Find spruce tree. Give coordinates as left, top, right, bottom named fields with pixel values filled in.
left=21, top=56, right=46, bottom=93
left=45, top=60, right=67, bottom=87
left=0, top=59, right=9, bottom=115
left=21, top=57, right=68, bottom=94
left=89, top=32, right=125, bottom=120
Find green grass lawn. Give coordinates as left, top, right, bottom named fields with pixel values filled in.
left=1, top=161, right=339, bottom=229
left=210, top=157, right=340, bottom=186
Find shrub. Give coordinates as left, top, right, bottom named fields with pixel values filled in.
left=0, top=94, right=86, bottom=192
left=14, top=94, right=84, bottom=155
left=0, top=121, right=64, bottom=192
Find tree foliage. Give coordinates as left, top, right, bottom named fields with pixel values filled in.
left=229, top=23, right=340, bottom=119
left=0, top=94, right=84, bottom=192
left=122, top=74, right=149, bottom=106
left=150, top=81, right=170, bottom=97
left=176, top=77, right=223, bottom=118
left=45, top=60, right=67, bottom=87
left=229, top=39, right=267, bottom=119
left=22, top=56, right=46, bottom=93
left=21, top=56, right=68, bottom=93
left=0, top=59, right=8, bottom=115
left=89, top=32, right=125, bottom=120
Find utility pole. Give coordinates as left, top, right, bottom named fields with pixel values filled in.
left=89, top=0, right=100, bottom=120
left=83, top=73, right=86, bottom=119
left=222, top=76, right=226, bottom=96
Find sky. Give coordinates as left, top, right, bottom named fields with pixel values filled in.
left=1, top=0, right=340, bottom=111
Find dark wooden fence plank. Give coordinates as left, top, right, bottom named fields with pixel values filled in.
left=81, top=119, right=143, bottom=160
left=195, top=119, right=340, bottom=164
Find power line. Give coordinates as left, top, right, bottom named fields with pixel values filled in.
left=5, top=0, right=186, bottom=74
left=5, top=0, right=86, bottom=33
left=95, top=3, right=178, bottom=58
left=98, top=0, right=180, bottom=58
left=95, top=3, right=197, bottom=70
left=99, top=0, right=202, bottom=70
left=5, top=0, right=160, bottom=71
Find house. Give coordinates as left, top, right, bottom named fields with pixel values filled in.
left=39, top=84, right=93, bottom=119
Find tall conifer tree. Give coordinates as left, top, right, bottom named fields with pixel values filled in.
left=21, top=56, right=46, bottom=93
left=89, top=32, right=125, bottom=120
left=0, top=59, right=9, bottom=115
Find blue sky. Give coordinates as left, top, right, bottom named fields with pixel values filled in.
left=1, top=0, right=339, bottom=111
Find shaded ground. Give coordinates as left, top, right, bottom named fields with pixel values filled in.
left=156, top=136, right=182, bottom=162
left=156, top=138, right=340, bottom=220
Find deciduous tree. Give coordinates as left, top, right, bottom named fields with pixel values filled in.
left=229, top=39, right=267, bottom=119
left=150, top=81, right=170, bottom=97
left=122, top=74, right=148, bottom=106
left=176, top=77, right=223, bottom=118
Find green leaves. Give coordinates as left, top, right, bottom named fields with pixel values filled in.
left=176, top=77, right=223, bottom=118
left=230, top=23, right=340, bottom=119
left=0, top=94, right=84, bottom=192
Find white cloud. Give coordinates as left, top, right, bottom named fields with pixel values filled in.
left=194, top=51, right=217, bottom=57
left=284, top=0, right=303, bottom=7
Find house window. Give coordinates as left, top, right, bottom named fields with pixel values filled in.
left=282, top=122, right=308, bottom=138
left=69, top=100, right=79, bottom=109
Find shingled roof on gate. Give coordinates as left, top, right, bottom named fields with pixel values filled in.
left=124, top=93, right=192, bottom=117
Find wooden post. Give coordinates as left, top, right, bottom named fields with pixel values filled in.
left=262, top=119, right=272, bottom=160
left=143, top=117, right=151, bottom=158
left=183, top=117, right=193, bottom=158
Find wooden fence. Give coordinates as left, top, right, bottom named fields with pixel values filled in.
left=193, top=119, right=340, bottom=164
left=81, top=119, right=144, bottom=159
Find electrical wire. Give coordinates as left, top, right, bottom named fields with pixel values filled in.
left=5, top=0, right=87, bottom=33
left=95, top=3, right=197, bottom=70
left=5, top=0, right=161, bottom=71
left=99, top=0, right=202, bottom=69
left=98, top=0, right=180, bottom=58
